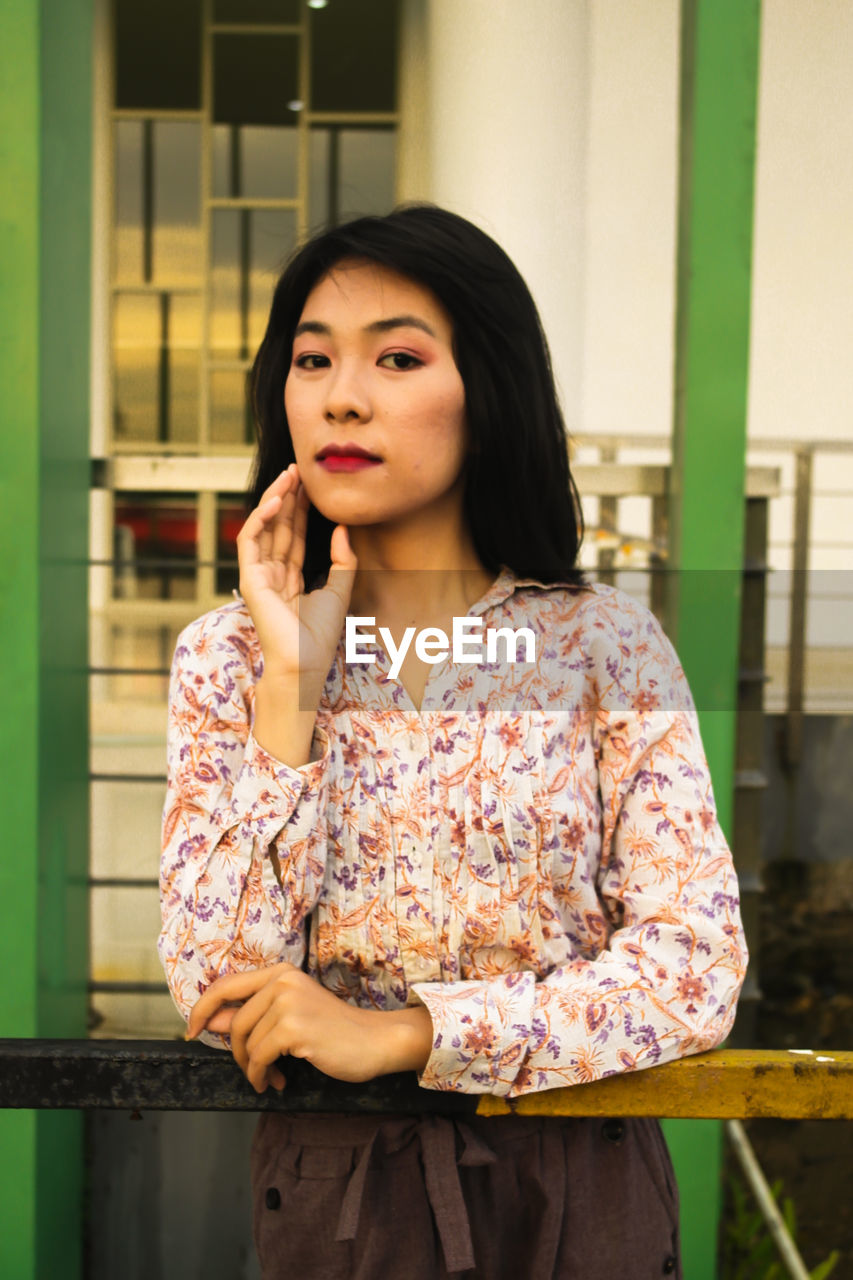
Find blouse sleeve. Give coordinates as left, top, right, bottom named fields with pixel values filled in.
left=157, top=605, right=329, bottom=1040
left=411, top=594, right=748, bottom=1096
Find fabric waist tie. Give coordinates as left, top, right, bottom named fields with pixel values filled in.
left=334, top=1115, right=498, bottom=1274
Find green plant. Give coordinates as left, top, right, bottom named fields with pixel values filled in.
left=721, top=1173, right=840, bottom=1280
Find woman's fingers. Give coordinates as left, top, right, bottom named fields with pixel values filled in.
left=214, top=1001, right=287, bottom=1091
left=238, top=497, right=282, bottom=572
left=187, top=963, right=293, bottom=1038
left=200, top=1005, right=239, bottom=1034
left=229, top=987, right=282, bottom=1079
left=186, top=975, right=252, bottom=1039
left=284, top=482, right=310, bottom=598
left=324, top=523, right=358, bottom=610
left=270, top=471, right=301, bottom=569
left=242, top=1024, right=289, bottom=1095
left=238, top=467, right=295, bottom=567
left=244, top=1001, right=290, bottom=1065
left=261, top=466, right=297, bottom=564
left=238, top=496, right=278, bottom=561
left=258, top=464, right=297, bottom=509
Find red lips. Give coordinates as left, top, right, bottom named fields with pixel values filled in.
left=316, top=442, right=382, bottom=472
left=316, top=442, right=381, bottom=461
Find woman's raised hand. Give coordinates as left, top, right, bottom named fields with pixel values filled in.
left=238, top=463, right=355, bottom=679
left=237, top=464, right=356, bottom=765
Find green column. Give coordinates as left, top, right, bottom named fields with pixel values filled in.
left=663, top=2, right=762, bottom=1277
left=0, top=0, right=41, bottom=1264
left=0, top=1, right=92, bottom=1276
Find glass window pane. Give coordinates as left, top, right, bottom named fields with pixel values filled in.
left=89, top=674, right=170, bottom=767
left=338, top=128, right=396, bottom=218
left=114, top=122, right=202, bottom=286
left=213, top=34, right=299, bottom=126
left=310, top=0, right=398, bottom=113
left=210, top=370, right=254, bottom=449
left=112, top=497, right=198, bottom=599
left=153, top=122, right=202, bottom=283
left=114, top=0, right=201, bottom=111
left=91, top=884, right=164, bottom=986
left=211, top=211, right=240, bottom=358
left=309, top=127, right=330, bottom=229
left=89, top=990, right=183, bottom=1039
left=211, top=209, right=296, bottom=359
left=217, top=496, right=243, bottom=595
left=115, top=121, right=144, bottom=284
left=214, top=0, right=300, bottom=22
left=113, top=294, right=159, bottom=443
left=90, top=627, right=184, bottom=724
left=113, top=295, right=200, bottom=446
left=212, top=124, right=298, bottom=199
left=168, top=296, right=202, bottom=444
left=90, top=778, right=165, bottom=881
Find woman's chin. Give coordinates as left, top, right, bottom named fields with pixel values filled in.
left=306, top=489, right=395, bottom=529
left=312, top=500, right=383, bottom=528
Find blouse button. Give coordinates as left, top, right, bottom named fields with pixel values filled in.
left=265, top=1187, right=281, bottom=1210
left=601, top=1118, right=625, bottom=1144
left=662, top=1257, right=677, bottom=1275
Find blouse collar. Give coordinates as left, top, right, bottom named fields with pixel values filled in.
left=469, top=565, right=585, bottom=617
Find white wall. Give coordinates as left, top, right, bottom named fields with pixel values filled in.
left=581, top=0, right=679, bottom=440
left=407, top=0, right=590, bottom=433
left=402, top=0, right=680, bottom=441
left=748, top=0, right=853, bottom=445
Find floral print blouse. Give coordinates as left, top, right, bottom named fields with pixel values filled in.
left=159, top=569, right=747, bottom=1097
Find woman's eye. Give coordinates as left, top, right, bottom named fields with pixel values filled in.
left=294, top=353, right=330, bottom=369
left=378, top=352, right=422, bottom=370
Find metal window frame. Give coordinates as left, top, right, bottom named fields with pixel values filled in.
left=104, top=0, right=401, bottom=606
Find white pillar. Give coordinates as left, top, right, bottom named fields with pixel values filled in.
left=416, top=0, right=590, bottom=431
left=397, top=0, right=431, bottom=202
left=582, top=0, right=679, bottom=442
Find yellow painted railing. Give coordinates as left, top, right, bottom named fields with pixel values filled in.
left=476, top=1050, right=853, bottom=1120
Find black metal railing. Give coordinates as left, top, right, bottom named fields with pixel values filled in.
left=2, top=1041, right=851, bottom=1119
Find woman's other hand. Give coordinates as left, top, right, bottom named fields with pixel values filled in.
left=186, top=964, right=433, bottom=1093
left=238, top=463, right=357, bottom=685
left=237, top=464, right=357, bottom=766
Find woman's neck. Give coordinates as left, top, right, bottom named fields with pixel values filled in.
left=347, top=514, right=495, bottom=623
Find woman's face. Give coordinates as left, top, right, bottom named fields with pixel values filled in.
left=284, top=259, right=469, bottom=534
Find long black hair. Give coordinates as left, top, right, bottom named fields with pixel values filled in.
left=249, top=204, right=585, bottom=589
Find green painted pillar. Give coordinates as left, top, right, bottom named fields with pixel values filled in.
left=0, top=0, right=92, bottom=1276
left=663, top=2, right=762, bottom=1277
left=0, top=2, right=42, bottom=1266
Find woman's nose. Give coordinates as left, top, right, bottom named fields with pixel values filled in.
left=324, top=364, right=371, bottom=422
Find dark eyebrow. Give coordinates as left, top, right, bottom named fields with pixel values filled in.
left=293, top=314, right=437, bottom=340
left=365, top=315, right=437, bottom=338
left=293, top=320, right=332, bottom=338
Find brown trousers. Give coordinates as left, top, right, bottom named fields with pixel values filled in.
left=250, top=1111, right=681, bottom=1279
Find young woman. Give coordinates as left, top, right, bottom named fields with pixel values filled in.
left=160, top=205, right=747, bottom=1279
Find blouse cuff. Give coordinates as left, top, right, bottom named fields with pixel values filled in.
left=411, top=972, right=536, bottom=1096
left=226, top=726, right=330, bottom=828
